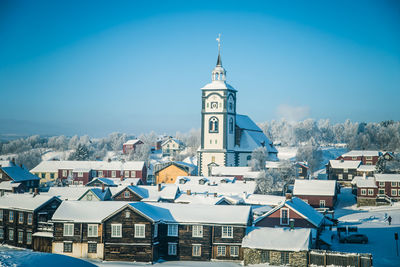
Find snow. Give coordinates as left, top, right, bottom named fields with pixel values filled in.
left=352, top=176, right=377, bottom=188
left=242, top=227, right=311, bottom=251
left=0, top=160, right=13, bottom=167
left=357, top=165, right=376, bottom=172
left=201, top=80, right=236, bottom=90
left=341, top=150, right=381, bottom=157
left=1, top=166, right=40, bottom=182
left=0, top=181, right=20, bottom=190
left=123, top=139, right=141, bottom=145
left=293, top=179, right=336, bottom=196
left=45, top=186, right=90, bottom=201
left=52, top=201, right=127, bottom=223
left=41, top=150, right=73, bottom=161
left=329, top=159, right=361, bottom=169
left=0, top=194, right=58, bottom=211
left=276, top=146, right=298, bottom=161
left=244, top=194, right=285, bottom=207
left=374, top=173, right=400, bottom=182
left=87, top=259, right=242, bottom=267
left=211, top=166, right=262, bottom=179
left=32, top=231, right=53, bottom=238
left=174, top=193, right=222, bottom=205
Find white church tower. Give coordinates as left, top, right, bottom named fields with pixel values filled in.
left=197, top=35, right=278, bottom=176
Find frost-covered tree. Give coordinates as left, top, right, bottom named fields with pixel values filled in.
left=16, top=149, right=42, bottom=170
left=250, top=147, right=267, bottom=171
left=68, top=144, right=90, bottom=161
left=296, top=143, right=323, bottom=173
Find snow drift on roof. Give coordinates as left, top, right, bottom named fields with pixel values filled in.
left=0, top=194, right=58, bottom=211
left=1, top=166, right=40, bottom=182
left=341, top=150, right=381, bottom=157
left=293, top=179, right=336, bottom=196
left=329, top=160, right=361, bottom=169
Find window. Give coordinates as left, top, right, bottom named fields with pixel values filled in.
left=124, top=191, right=130, bottom=198
left=192, top=244, right=201, bottom=256
left=261, top=251, right=270, bottom=263
left=392, top=189, right=397, bottom=196
left=135, top=224, right=145, bottom=238
left=18, top=231, right=23, bottom=243
left=63, top=242, right=72, bottom=253
left=230, top=246, right=239, bottom=257
left=88, top=224, right=98, bottom=237
left=63, top=224, right=74, bottom=236
left=111, top=171, right=116, bottom=178
left=192, top=225, right=203, bottom=238
left=79, top=181, right=83, bottom=185
left=379, top=182, right=385, bottom=187
left=348, top=174, right=353, bottom=180
left=78, top=172, right=83, bottom=178
left=168, top=243, right=177, bottom=255
left=9, top=229, right=14, bottom=241
left=154, top=224, right=158, bottom=238
left=98, top=171, right=103, bottom=177
left=111, top=224, right=122, bottom=238
left=298, top=168, right=303, bottom=174
left=280, top=209, right=289, bottom=225
left=392, top=182, right=397, bottom=187
left=222, top=226, right=233, bottom=238
left=0, top=228, right=3, bottom=239
left=131, top=171, right=136, bottom=177
left=368, top=189, right=374, bottom=195
left=338, top=174, right=343, bottom=180
left=361, top=189, right=367, bottom=195
left=62, top=170, right=68, bottom=177
left=320, top=200, right=326, bottom=208
left=281, top=252, right=289, bottom=265
left=125, top=211, right=130, bottom=218
left=343, top=168, right=348, bottom=173
left=18, top=212, right=24, bottom=224
left=209, top=117, right=219, bottom=133
left=366, top=156, right=372, bottom=160
left=247, top=155, right=252, bottom=161
left=0, top=210, right=3, bottom=221
left=378, top=189, right=385, bottom=195
left=41, top=173, right=45, bottom=179
left=168, top=224, right=178, bottom=237
left=86, top=194, right=93, bottom=201
left=9, top=211, right=14, bottom=222
left=366, top=161, right=372, bottom=165
left=26, top=232, right=32, bottom=244
left=229, top=118, right=233, bottom=134
left=50, top=173, right=55, bottom=179
left=217, top=246, right=226, bottom=256
left=124, top=171, right=130, bottom=178
left=88, top=242, right=97, bottom=253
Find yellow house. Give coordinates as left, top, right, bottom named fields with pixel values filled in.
left=30, top=161, right=59, bottom=184
left=154, top=162, right=196, bottom=184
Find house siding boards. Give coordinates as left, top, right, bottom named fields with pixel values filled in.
left=177, top=225, right=212, bottom=261
left=255, top=208, right=316, bottom=229
left=156, top=164, right=190, bottom=184
left=212, top=226, right=245, bottom=261
left=103, top=207, right=155, bottom=262
left=295, top=195, right=335, bottom=210
left=112, top=188, right=143, bottom=202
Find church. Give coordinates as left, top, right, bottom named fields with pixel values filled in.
left=197, top=39, right=278, bottom=176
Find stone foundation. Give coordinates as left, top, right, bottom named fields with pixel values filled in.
left=243, top=248, right=307, bottom=267
left=357, top=197, right=376, bottom=207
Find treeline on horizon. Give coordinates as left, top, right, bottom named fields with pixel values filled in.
left=0, top=119, right=399, bottom=170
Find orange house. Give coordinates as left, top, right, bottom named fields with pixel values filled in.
left=154, top=162, right=197, bottom=184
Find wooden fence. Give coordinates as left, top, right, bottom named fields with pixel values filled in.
left=309, top=250, right=372, bottom=267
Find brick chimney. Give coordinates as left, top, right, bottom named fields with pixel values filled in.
left=158, top=183, right=162, bottom=192
left=285, top=193, right=292, bottom=201
left=33, top=188, right=39, bottom=196
left=102, top=184, right=105, bottom=193
left=187, top=189, right=191, bottom=196
left=214, top=192, right=217, bottom=197
left=120, top=175, right=124, bottom=182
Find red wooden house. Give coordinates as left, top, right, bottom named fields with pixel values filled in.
left=337, top=150, right=381, bottom=165
left=293, top=179, right=337, bottom=210
left=122, top=139, right=144, bottom=154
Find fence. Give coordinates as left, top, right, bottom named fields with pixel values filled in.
left=309, top=250, right=372, bottom=267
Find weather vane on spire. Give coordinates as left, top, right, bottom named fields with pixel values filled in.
left=216, top=33, right=221, bottom=54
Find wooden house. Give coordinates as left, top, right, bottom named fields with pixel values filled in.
left=0, top=194, right=61, bottom=251
left=86, top=177, right=142, bottom=187
left=154, top=162, right=197, bottom=184
left=0, top=181, right=26, bottom=196
left=161, top=137, right=185, bottom=156
left=337, top=150, right=381, bottom=165
left=295, top=162, right=310, bottom=179
left=78, top=187, right=112, bottom=201
left=326, top=160, right=361, bottom=184
left=293, top=180, right=338, bottom=210
left=122, top=139, right=144, bottom=154
left=354, top=174, right=400, bottom=206
left=0, top=166, right=40, bottom=192
left=112, top=184, right=180, bottom=203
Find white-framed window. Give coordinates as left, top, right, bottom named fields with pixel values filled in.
left=398, top=189, right=400, bottom=196
left=124, top=171, right=130, bottom=178
left=168, top=224, right=178, bottom=237
left=280, top=208, right=289, bottom=225
left=124, top=191, right=130, bottom=198
left=352, top=156, right=357, bottom=160
left=348, top=174, right=353, bottom=180
left=392, top=189, right=398, bottom=196
left=154, top=224, right=158, bottom=238
left=192, top=244, right=201, bottom=256
left=366, top=161, right=372, bottom=165
left=63, top=223, right=74, bottom=236
left=98, top=171, right=103, bottom=177
left=88, top=242, right=97, bottom=253
left=78, top=172, right=83, bottom=178
left=343, top=168, right=348, bottom=173
left=379, top=189, right=385, bottom=195
left=88, top=224, right=98, bottom=237
left=62, top=170, right=68, bottom=177
left=168, top=243, right=177, bottom=255
left=9, top=211, right=14, bottom=222
left=26, top=231, right=32, bottom=244
left=368, top=189, right=374, bottom=195
left=230, top=246, right=239, bottom=257
left=86, top=194, right=93, bottom=201
left=131, top=171, right=136, bottom=177
left=125, top=211, right=130, bottom=218
left=0, top=228, right=3, bottom=239
left=222, top=226, right=233, bottom=238
left=111, top=224, right=122, bottom=238
left=192, top=225, right=203, bottom=238
left=9, top=229, right=14, bottom=241
left=79, top=181, right=83, bottom=185
left=361, top=189, right=367, bottom=195
left=18, top=231, right=23, bottom=243
left=366, top=156, right=372, bottom=160
left=18, top=212, right=23, bottom=224
left=111, top=171, right=116, bottom=178
left=63, top=241, right=72, bottom=253
left=0, top=210, right=3, bottom=221
left=338, top=174, right=343, bottom=180
left=320, top=200, right=326, bottom=208
left=27, top=213, right=32, bottom=225
left=135, top=224, right=145, bottom=238
left=217, top=245, right=226, bottom=256
left=392, top=182, right=397, bottom=187
left=379, top=182, right=385, bottom=187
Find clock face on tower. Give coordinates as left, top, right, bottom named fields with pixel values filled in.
left=211, top=102, right=218, bottom=109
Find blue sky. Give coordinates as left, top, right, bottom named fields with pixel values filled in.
left=0, top=0, right=399, bottom=137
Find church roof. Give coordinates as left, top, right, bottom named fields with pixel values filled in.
left=201, top=80, right=236, bottom=91
left=236, top=114, right=262, bottom=131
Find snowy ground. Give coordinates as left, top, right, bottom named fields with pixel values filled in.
left=86, top=259, right=243, bottom=267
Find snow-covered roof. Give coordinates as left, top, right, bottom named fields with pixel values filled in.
left=329, top=160, right=361, bottom=169
left=244, top=194, right=285, bottom=206
left=79, top=188, right=111, bottom=201
left=1, top=166, right=40, bottom=182
left=0, top=194, right=59, bottom=212
left=352, top=176, right=377, bottom=188
left=174, top=193, right=223, bottom=205
left=374, top=174, right=400, bottom=182
left=0, top=160, right=14, bottom=167
left=236, top=115, right=262, bottom=132
left=45, top=186, right=89, bottom=201
left=293, top=180, right=336, bottom=196
left=0, top=181, right=20, bottom=190
left=211, top=166, right=262, bottom=178
left=86, top=177, right=141, bottom=187
left=201, top=80, right=236, bottom=91
left=31, top=160, right=145, bottom=173
left=123, top=139, right=142, bottom=146
left=154, top=161, right=197, bottom=176
left=255, top=197, right=324, bottom=227
left=265, top=161, right=284, bottom=169
left=161, top=137, right=185, bottom=147
left=357, top=165, right=376, bottom=172
left=242, top=227, right=311, bottom=251
left=113, top=184, right=179, bottom=202
left=341, top=150, right=381, bottom=157
left=52, top=201, right=128, bottom=223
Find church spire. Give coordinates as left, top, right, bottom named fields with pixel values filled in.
left=212, top=33, right=226, bottom=81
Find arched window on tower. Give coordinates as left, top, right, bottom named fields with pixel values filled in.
left=229, top=118, right=234, bottom=134
left=209, top=117, right=219, bottom=133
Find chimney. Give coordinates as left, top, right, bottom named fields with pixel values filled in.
left=289, top=219, right=295, bottom=230
left=12, top=187, right=16, bottom=194
left=120, top=175, right=124, bottom=182
left=363, top=172, right=366, bottom=179
left=158, top=183, right=162, bottom=192
left=187, top=189, right=191, bottom=196
left=102, top=184, right=105, bottom=193
left=340, top=158, right=344, bottom=163
left=285, top=193, right=292, bottom=201
left=19, top=164, right=23, bottom=169
left=33, top=188, right=39, bottom=196
left=11, top=158, right=16, bottom=166
left=214, top=193, right=217, bottom=197
left=130, top=182, right=134, bottom=186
